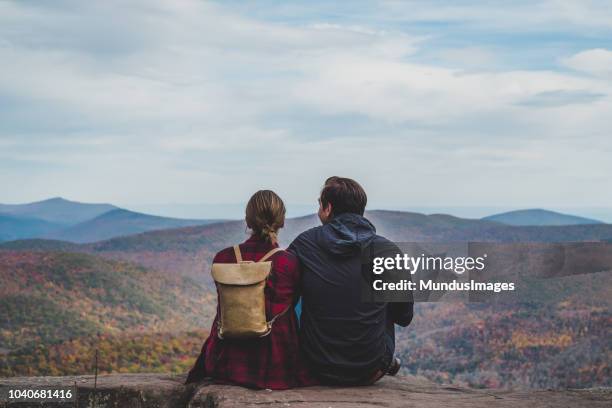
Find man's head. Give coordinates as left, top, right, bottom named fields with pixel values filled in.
left=318, top=176, right=367, bottom=224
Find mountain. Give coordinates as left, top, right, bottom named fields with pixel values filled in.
left=482, top=209, right=603, bottom=226
left=0, top=214, right=63, bottom=242
left=45, top=208, right=221, bottom=243
left=0, top=197, right=117, bottom=225
left=1, top=210, right=611, bottom=388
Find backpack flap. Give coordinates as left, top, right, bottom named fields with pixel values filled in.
left=211, top=261, right=271, bottom=285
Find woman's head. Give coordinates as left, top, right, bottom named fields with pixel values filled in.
left=245, top=190, right=286, bottom=244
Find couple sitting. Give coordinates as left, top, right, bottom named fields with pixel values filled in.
left=185, top=177, right=413, bottom=389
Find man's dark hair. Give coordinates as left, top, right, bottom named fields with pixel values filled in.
left=320, top=176, right=367, bottom=216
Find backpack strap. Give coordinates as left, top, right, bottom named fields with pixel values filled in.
left=233, top=245, right=243, bottom=263
left=268, top=304, right=291, bottom=325
left=260, top=304, right=292, bottom=337
left=233, top=246, right=282, bottom=263
left=258, top=247, right=283, bottom=263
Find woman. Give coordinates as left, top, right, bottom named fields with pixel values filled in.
left=185, top=190, right=317, bottom=389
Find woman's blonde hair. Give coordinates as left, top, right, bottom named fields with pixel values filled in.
left=245, top=190, right=286, bottom=244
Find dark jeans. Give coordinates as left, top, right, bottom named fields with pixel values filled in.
left=382, top=315, right=395, bottom=369
left=315, top=306, right=395, bottom=386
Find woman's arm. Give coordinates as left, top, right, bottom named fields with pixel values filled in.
left=266, top=251, right=301, bottom=315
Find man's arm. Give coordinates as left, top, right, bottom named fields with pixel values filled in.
left=287, top=238, right=299, bottom=256
left=389, top=301, right=413, bottom=327
left=374, top=238, right=414, bottom=327
left=287, top=235, right=304, bottom=309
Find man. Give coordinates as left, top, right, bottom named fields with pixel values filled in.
left=289, top=177, right=413, bottom=385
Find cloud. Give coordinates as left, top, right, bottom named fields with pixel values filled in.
left=517, top=90, right=606, bottom=107
left=0, top=0, right=611, bottom=209
left=377, top=0, right=612, bottom=31
left=0, top=0, right=421, bottom=133
left=562, top=49, right=612, bottom=79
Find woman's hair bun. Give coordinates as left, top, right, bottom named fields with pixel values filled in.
left=245, top=190, right=286, bottom=243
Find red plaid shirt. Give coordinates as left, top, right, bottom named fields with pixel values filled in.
left=186, top=235, right=318, bottom=389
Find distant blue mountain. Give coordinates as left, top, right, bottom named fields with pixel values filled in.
left=0, top=197, right=116, bottom=225
left=0, top=198, right=220, bottom=243
left=482, top=209, right=603, bottom=226
left=45, top=208, right=219, bottom=243
left=0, top=214, right=63, bottom=242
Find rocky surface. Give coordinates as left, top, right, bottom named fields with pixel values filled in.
left=1, top=373, right=610, bottom=408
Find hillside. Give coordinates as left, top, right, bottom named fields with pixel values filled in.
left=0, top=238, right=81, bottom=252
left=399, top=300, right=611, bottom=389
left=2, top=329, right=208, bottom=377
left=0, top=197, right=116, bottom=225
left=0, top=251, right=215, bottom=376
left=45, top=208, right=220, bottom=243
left=483, top=209, right=603, bottom=226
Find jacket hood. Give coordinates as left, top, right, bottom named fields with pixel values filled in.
left=320, top=213, right=377, bottom=256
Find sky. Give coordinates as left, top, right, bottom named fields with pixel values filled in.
left=1, top=0, right=611, bottom=219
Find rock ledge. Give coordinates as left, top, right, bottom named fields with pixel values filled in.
left=1, top=373, right=610, bottom=407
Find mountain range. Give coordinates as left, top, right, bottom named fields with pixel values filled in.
left=0, top=198, right=220, bottom=243
left=2, top=208, right=612, bottom=285
left=1, top=198, right=611, bottom=388
left=1, top=198, right=606, bottom=244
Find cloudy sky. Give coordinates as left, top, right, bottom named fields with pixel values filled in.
left=1, top=0, right=611, bottom=218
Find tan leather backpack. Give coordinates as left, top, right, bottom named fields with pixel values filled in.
left=211, top=245, right=289, bottom=339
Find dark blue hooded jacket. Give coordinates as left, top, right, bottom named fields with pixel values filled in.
left=289, top=213, right=413, bottom=383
